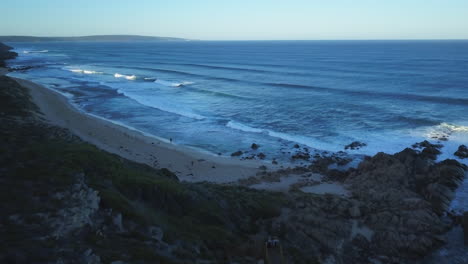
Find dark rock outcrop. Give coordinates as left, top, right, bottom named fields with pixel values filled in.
left=455, top=145, right=468, bottom=159
left=342, top=148, right=467, bottom=260
left=231, top=150, right=243, bottom=157
left=251, top=143, right=259, bottom=150
left=412, top=140, right=443, bottom=160
left=412, top=140, right=442, bottom=149
left=0, top=43, right=17, bottom=67
left=345, top=141, right=367, bottom=150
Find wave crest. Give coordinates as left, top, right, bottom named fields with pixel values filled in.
left=69, top=69, right=102, bottom=74
left=114, top=73, right=136, bottom=80
left=226, top=120, right=327, bottom=148
left=226, top=121, right=264, bottom=133
left=23, top=50, right=49, bottom=54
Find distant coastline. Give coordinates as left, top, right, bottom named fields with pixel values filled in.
left=0, top=35, right=188, bottom=42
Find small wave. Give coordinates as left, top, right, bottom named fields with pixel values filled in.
left=114, top=73, right=136, bottom=80
left=226, top=120, right=334, bottom=149
left=69, top=69, right=102, bottom=74
left=154, top=79, right=194, bottom=87
left=171, top=81, right=194, bottom=87
left=439, top=123, right=468, bottom=133
left=116, top=89, right=205, bottom=120
left=83, top=70, right=102, bottom=74
left=226, top=121, right=264, bottom=133
left=179, top=63, right=270, bottom=73
left=23, top=50, right=49, bottom=54
left=426, top=122, right=468, bottom=139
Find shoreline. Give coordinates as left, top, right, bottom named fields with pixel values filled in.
left=13, top=76, right=274, bottom=183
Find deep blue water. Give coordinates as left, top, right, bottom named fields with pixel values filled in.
left=6, top=41, right=468, bottom=162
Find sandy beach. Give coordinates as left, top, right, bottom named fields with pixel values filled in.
left=13, top=77, right=271, bottom=183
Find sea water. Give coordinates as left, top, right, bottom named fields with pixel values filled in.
left=6, top=41, right=468, bottom=161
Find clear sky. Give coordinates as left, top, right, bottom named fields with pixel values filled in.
left=1, top=0, right=467, bottom=40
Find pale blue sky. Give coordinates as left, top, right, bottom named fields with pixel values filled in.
left=1, top=0, right=467, bottom=40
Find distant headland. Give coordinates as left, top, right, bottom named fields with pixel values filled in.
left=0, top=35, right=187, bottom=42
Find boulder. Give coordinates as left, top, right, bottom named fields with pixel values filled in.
left=231, top=151, right=243, bottom=157
left=344, top=141, right=367, bottom=150
left=412, top=140, right=442, bottom=149
left=421, top=146, right=441, bottom=160
left=454, top=145, right=468, bottom=159
left=251, top=143, right=260, bottom=150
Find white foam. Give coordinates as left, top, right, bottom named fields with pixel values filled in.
left=171, top=81, right=194, bottom=87
left=227, top=121, right=264, bottom=133
left=425, top=122, right=468, bottom=141
left=83, top=70, right=102, bottom=74
left=226, top=120, right=343, bottom=151
left=114, top=73, right=136, bottom=80
left=23, top=50, right=48, bottom=54
left=154, top=79, right=194, bottom=87
left=69, top=69, right=102, bottom=74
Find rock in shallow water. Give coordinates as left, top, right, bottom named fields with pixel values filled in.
left=454, top=145, right=468, bottom=159
left=344, top=141, right=367, bottom=150
left=231, top=150, right=243, bottom=157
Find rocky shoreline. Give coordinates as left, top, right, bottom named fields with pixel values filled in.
left=1, top=42, right=468, bottom=264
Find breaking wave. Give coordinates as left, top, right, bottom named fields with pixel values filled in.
left=154, top=79, right=194, bottom=87
left=226, top=121, right=263, bottom=133
left=23, top=50, right=49, bottom=54
left=114, top=73, right=136, bottom=80
left=69, top=69, right=103, bottom=74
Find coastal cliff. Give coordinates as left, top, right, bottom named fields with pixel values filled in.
left=0, top=43, right=467, bottom=264
left=0, top=43, right=17, bottom=67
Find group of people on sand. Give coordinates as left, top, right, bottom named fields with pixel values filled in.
left=266, top=236, right=280, bottom=248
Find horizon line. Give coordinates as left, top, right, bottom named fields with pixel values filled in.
left=1, top=35, right=468, bottom=42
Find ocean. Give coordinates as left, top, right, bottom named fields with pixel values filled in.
left=6, top=41, right=468, bottom=162
left=5, top=40, right=468, bottom=262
